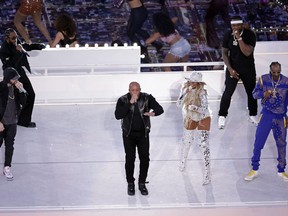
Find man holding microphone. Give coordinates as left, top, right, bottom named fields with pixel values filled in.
left=0, top=28, right=45, bottom=128
left=0, top=67, right=27, bottom=180
left=217, top=16, right=258, bottom=129
left=115, top=82, right=164, bottom=196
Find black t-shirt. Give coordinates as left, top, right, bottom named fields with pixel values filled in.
left=131, top=103, right=145, bottom=132
left=222, top=28, right=256, bottom=70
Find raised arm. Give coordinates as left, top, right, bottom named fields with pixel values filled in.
left=50, top=32, right=64, bottom=48
left=145, top=32, right=161, bottom=45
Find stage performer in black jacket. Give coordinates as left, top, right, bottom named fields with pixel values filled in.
left=115, top=81, right=164, bottom=196
left=0, top=28, right=45, bottom=128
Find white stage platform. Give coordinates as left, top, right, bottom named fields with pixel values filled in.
left=0, top=84, right=287, bottom=215
left=0, top=43, right=287, bottom=216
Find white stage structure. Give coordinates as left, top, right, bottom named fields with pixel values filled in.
left=0, top=41, right=287, bottom=104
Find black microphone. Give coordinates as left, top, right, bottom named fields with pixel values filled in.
left=179, top=92, right=186, bottom=100
left=179, top=86, right=192, bottom=99
left=22, top=50, right=30, bottom=57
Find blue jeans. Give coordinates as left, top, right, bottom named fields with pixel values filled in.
left=169, top=37, right=191, bottom=58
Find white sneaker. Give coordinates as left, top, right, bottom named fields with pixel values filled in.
left=3, top=166, right=13, bottom=181
left=249, top=116, right=258, bottom=125
left=218, top=116, right=226, bottom=129
left=278, top=172, right=288, bottom=182
left=244, top=170, right=258, bottom=181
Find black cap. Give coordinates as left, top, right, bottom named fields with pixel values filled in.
left=3, top=67, right=20, bottom=84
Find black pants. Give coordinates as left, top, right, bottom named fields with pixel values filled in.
left=205, top=0, right=230, bottom=48
left=18, top=75, right=35, bottom=126
left=122, top=132, right=150, bottom=183
left=0, top=124, right=17, bottom=167
left=127, top=6, right=149, bottom=50
left=218, top=68, right=258, bottom=116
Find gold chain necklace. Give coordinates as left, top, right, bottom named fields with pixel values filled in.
left=271, top=76, right=280, bottom=98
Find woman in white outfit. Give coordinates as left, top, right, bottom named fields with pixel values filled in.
left=177, top=71, right=211, bottom=185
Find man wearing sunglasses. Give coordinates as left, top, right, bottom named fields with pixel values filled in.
left=0, top=28, right=45, bottom=128
left=245, top=62, right=288, bottom=182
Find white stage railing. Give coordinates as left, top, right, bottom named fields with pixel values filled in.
left=0, top=41, right=287, bottom=104
left=30, top=68, right=225, bottom=104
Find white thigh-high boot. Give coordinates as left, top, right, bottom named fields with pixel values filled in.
left=179, top=129, right=194, bottom=171
left=197, top=130, right=211, bottom=185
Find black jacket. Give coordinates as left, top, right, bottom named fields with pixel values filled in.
left=0, top=40, right=44, bottom=82
left=0, top=81, right=27, bottom=122
left=115, top=92, right=164, bottom=136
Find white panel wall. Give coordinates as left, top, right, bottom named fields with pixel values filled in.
left=254, top=41, right=288, bottom=77
left=30, top=71, right=225, bottom=104
left=27, top=46, right=141, bottom=74
left=1, top=41, right=287, bottom=104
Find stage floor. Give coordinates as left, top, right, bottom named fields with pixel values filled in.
left=0, top=85, right=287, bottom=215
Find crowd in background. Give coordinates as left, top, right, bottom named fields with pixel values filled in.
left=1, top=0, right=288, bottom=63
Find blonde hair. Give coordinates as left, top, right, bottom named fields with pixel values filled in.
left=182, top=81, right=205, bottom=112
left=182, top=81, right=205, bottom=128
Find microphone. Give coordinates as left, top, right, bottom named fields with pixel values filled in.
left=179, top=93, right=185, bottom=100
left=179, top=86, right=192, bottom=100
left=22, top=49, right=30, bottom=57
left=18, top=86, right=27, bottom=94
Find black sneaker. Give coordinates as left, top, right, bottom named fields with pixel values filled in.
left=17, top=122, right=36, bottom=128
left=138, top=183, right=148, bottom=195
left=127, top=182, right=135, bottom=196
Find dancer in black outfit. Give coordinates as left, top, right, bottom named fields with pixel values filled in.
left=0, top=28, right=45, bottom=128
left=205, top=0, right=230, bottom=49
left=113, top=0, right=162, bottom=58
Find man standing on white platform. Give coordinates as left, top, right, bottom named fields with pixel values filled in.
left=0, top=67, right=27, bottom=180
left=217, top=16, right=258, bottom=129
left=245, top=62, right=288, bottom=182
left=0, top=28, right=45, bottom=128
left=115, top=82, right=164, bottom=196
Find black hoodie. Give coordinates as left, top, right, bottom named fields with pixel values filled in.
left=0, top=67, right=26, bottom=122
